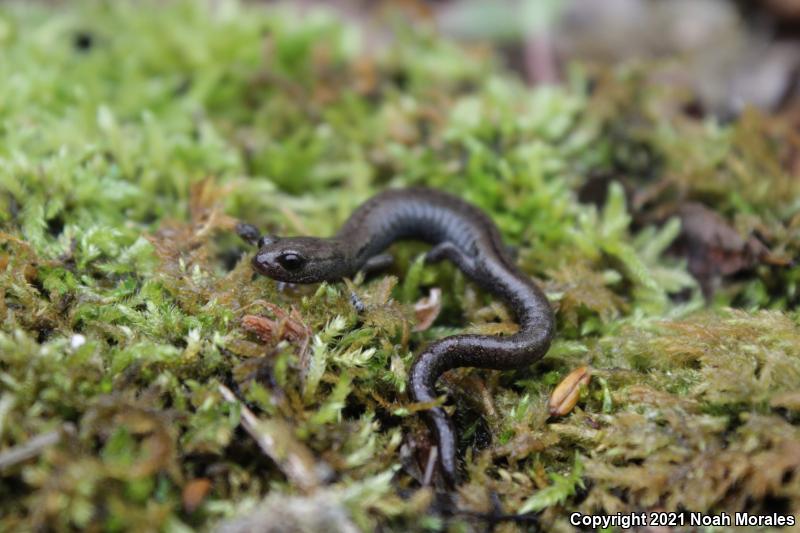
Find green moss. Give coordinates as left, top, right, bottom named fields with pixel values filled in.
left=1, top=1, right=798, bottom=531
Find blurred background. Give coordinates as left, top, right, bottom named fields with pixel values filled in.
left=285, top=0, right=800, bottom=119
left=2, top=2, right=799, bottom=530
left=260, top=0, right=800, bottom=301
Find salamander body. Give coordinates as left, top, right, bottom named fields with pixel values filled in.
left=244, top=187, right=555, bottom=484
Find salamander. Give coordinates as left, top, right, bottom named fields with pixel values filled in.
left=239, top=187, right=555, bottom=485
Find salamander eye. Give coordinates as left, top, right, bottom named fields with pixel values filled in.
left=276, top=252, right=306, bottom=271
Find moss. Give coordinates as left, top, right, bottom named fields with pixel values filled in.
left=1, top=1, right=799, bottom=531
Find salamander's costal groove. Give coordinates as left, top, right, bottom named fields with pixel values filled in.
left=247, top=187, right=555, bottom=486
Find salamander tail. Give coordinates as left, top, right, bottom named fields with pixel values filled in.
left=409, top=348, right=459, bottom=486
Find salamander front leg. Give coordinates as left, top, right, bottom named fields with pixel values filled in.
left=361, top=253, right=394, bottom=275
left=235, top=222, right=262, bottom=247
left=425, top=242, right=476, bottom=276
left=235, top=223, right=280, bottom=249
left=348, top=254, right=394, bottom=314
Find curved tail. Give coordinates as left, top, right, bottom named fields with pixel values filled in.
left=409, top=324, right=553, bottom=485
left=409, top=342, right=459, bottom=484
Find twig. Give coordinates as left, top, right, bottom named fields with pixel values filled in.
left=218, top=384, right=323, bottom=492
left=422, top=445, right=437, bottom=487
left=0, top=423, right=75, bottom=471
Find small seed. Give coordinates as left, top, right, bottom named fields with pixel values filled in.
left=549, top=366, right=591, bottom=417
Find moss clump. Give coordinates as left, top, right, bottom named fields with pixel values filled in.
left=1, top=1, right=798, bottom=531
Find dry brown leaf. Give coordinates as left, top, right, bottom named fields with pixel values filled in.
left=241, top=303, right=310, bottom=345
left=413, top=288, right=442, bottom=332
left=676, top=202, right=769, bottom=296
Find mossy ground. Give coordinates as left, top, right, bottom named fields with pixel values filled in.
left=1, top=2, right=799, bottom=532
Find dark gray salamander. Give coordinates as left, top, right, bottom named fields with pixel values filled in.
left=243, top=187, right=555, bottom=485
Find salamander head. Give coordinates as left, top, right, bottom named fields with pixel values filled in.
left=252, top=236, right=350, bottom=283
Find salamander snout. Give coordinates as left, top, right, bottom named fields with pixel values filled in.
left=251, top=236, right=347, bottom=284
left=253, top=247, right=309, bottom=281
